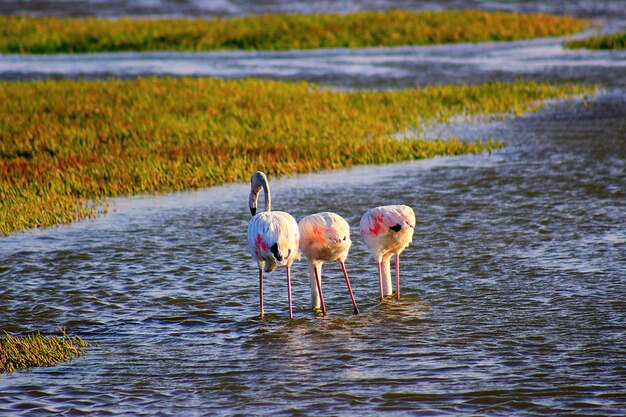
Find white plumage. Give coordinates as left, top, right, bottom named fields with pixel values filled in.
left=247, top=171, right=300, bottom=319
left=298, top=212, right=359, bottom=315
left=359, top=205, right=415, bottom=301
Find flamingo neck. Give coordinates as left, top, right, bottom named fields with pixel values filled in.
left=262, top=182, right=271, bottom=212
left=250, top=171, right=272, bottom=213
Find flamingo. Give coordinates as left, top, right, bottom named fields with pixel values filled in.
left=298, top=212, right=360, bottom=315
left=247, top=171, right=300, bottom=319
left=359, top=205, right=415, bottom=301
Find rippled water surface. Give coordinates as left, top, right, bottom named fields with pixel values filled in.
left=3, top=38, right=626, bottom=89
left=1, top=1, right=626, bottom=416
left=3, top=0, right=626, bottom=22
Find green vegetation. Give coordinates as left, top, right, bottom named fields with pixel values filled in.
left=0, top=77, right=596, bottom=235
left=1, top=331, right=89, bottom=373
left=564, top=31, right=626, bottom=50
left=0, top=10, right=588, bottom=54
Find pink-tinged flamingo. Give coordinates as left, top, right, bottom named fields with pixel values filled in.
left=298, top=212, right=359, bottom=315
left=359, top=205, right=415, bottom=301
left=247, top=171, right=300, bottom=319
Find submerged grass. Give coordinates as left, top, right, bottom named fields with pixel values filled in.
left=1, top=331, right=90, bottom=374
left=564, top=31, right=626, bottom=50
left=0, top=77, right=597, bottom=235
left=0, top=10, right=588, bottom=54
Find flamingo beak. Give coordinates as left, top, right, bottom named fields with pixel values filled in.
left=250, top=207, right=256, bottom=216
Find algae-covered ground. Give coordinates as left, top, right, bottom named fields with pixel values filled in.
left=564, top=31, right=626, bottom=50
left=0, top=77, right=596, bottom=235
left=0, top=10, right=588, bottom=54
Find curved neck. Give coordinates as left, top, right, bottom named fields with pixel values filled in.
left=250, top=171, right=272, bottom=213
left=259, top=180, right=271, bottom=212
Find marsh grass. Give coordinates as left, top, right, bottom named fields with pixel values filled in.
left=0, top=10, right=588, bottom=54
left=564, top=31, right=626, bottom=50
left=0, top=78, right=597, bottom=235
left=1, top=330, right=90, bottom=374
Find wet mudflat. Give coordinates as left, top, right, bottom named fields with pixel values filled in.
left=1, top=1, right=625, bottom=416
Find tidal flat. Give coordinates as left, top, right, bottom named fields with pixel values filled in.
left=564, top=31, right=626, bottom=50
left=0, top=78, right=596, bottom=235
left=0, top=10, right=588, bottom=54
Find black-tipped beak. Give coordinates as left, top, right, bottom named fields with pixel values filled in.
left=250, top=207, right=256, bottom=216
left=353, top=306, right=360, bottom=315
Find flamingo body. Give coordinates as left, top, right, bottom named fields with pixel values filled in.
left=248, top=211, right=300, bottom=273
left=247, top=171, right=300, bottom=319
left=298, top=212, right=359, bottom=314
left=360, top=205, right=415, bottom=300
left=299, top=212, right=351, bottom=263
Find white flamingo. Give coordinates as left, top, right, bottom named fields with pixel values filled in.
left=247, top=171, right=300, bottom=319
left=360, top=205, right=415, bottom=301
left=298, top=212, right=360, bottom=315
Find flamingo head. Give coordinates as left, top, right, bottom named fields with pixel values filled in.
left=270, top=243, right=282, bottom=262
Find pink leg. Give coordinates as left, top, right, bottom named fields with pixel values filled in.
left=339, top=261, right=359, bottom=314
left=314, top=266, right=327, bottom=315
left=377, top=262, right=384, bottom=302
left=395, top=254, right=401, bottom=300
left=259, top=268, right=265, bottom=317
left=287, top=266, right=293, bottom=320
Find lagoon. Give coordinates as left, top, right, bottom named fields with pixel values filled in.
left=1, top=0, right=625, bottom=415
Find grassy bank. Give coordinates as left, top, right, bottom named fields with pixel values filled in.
left=0, top=78, right=596, bottom=235
left=564, top=31, right=626, bottom=50
left=1, top=331, right=89, bottom=374
left=0, top=10, right=588, bottom=54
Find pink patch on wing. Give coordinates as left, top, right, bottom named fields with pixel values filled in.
left=369, top=213, right=385, bottom=235
left=312, top=225, right=326, bottom=244
left=256, top=234, right=269, bottom=253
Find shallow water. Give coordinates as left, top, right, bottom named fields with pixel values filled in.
left=2, top=1, right=626, bottom=416
left=3, top=0, right=626, bottom=24
left=2, top=36, right=626, bottom=89
left=2, top=95, right=625, bottom=415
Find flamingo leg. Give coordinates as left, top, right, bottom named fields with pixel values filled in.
left=287, top=266, right=294, bottom=320
left=314, top=265, right=327, bottom=315
left=377, top=261, right=384, bottom=302
left=259, top=267, right=265, bottom=317
left=395, top=254, right=401, bottom=300
left=339, top=261, right=359, bottom=315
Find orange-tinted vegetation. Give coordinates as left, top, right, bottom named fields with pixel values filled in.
left=1, top=331, right=89, bottom=374
left=0, top=78, right=596, bottom=234
left=564, top=31, right=626, bottom=50
left=0, top=10, right=588, bottom=54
